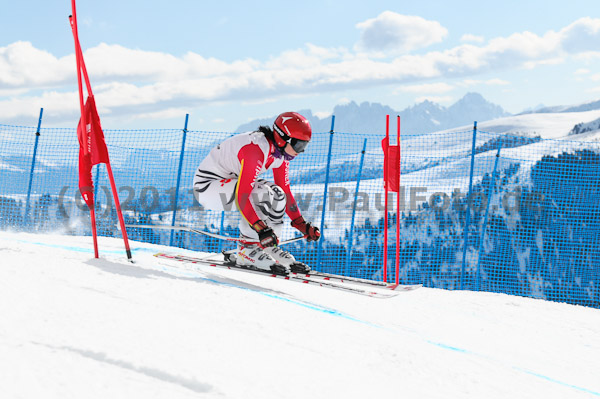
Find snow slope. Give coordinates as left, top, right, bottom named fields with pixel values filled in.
left=444, top=109, right=600, bottom=138
left=1, top=231, right=599, bottom=399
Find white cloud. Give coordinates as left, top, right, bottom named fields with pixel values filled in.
left=415, top=95, right=453, bottom=104
left=0, top=90, right=79, bottom=120
left=575, top=68, right=590, bottom=75
left=485, top=78, right=510, bottom=86
left=459, top=78, right=510, bottom=87
left=2, top=18, right=600, bottom=125
left=131, top=108, right=189, bottom=121
left=313, top=111, right=332, bottom=119
left=574, top=51, right=600, bottom=61
left=0, top=41, right=73, bottom=88
left=241, top=96, right=279, bottom=106
left=0, top=88, right=29, bottom=97
left=523, top=57, right=565, bottom=69
left=559, top=17, right=600, bottom=53
left=355, top=12, right=447, bottom=54
left=461, top=34, right=485, bottom=43
left=394, top=82, right=454, bottom=94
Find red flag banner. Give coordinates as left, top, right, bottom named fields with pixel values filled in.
left=77, top=95, right=109, bottom=208
left=381, top=138, right=401, bottom=193
left=70, top=0, right=132, bottom=260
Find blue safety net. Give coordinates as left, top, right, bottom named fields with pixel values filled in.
left=1, top=120, right=598, bottom=308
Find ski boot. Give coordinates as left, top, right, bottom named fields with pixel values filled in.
left=263, top=246, right=311, bottom=274
left=225, top=245, right=290, bottom=275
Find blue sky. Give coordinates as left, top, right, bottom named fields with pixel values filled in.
left=1, top=0, right=599, bottom=131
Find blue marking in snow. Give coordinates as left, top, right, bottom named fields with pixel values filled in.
left=154, top=262, right=381, bottom=327
left=514, top=367, right=600, bottom=397
left=7, top=236, right=370, bottom=323
left=425, top=341, right=600, bottom=395
left=11, top=238, right=96, bottom=253
left=9, top=234, right=353, bottom=320
left=9, top=238, right=153, bottom=255
left=424, top=340, right=599, bottom=395
left=426, top=341, right=468, bottom=353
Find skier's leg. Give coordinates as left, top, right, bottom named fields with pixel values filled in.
left=192, top=172, right=237, bottom=212
left=251, top=180, right=286, bottom=236
left=234, top=179, right=288, bottom=272
left=251, top=180, right=311, bottom=273
left=193, top=174, right=285, bottom=272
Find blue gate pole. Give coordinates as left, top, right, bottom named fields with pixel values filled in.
left=345, top=138, right=367, bottom=271
left=460, top=121, right=478, bottom=290
left=170, top=114, right=189, bottom=247
left=475, top=143, right=502, bottom=291
left=316, top=115, right=335, bottom=271
left=24, top=108, right=44, bottom=226
left=218, top=211, right=225, bottom=253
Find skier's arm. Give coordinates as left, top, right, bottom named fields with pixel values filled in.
left=273, top=161, right=302, bottom=221
left=236, top=143, right=265, bottom=228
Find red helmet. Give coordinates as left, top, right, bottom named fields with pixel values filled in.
left=273, top=112, right=312, bottom=153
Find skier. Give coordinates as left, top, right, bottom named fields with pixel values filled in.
left=193, top=112, right=321, bottom=275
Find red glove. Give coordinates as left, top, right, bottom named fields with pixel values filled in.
left=252, top=220, right=278, bottom=248
left=291, top=217, right=321, bottom=242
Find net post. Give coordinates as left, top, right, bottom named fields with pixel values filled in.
left=460, top=121, right=478, bottom=289
left=170, top=113, right=189, bottom=247
left=218, top=211, right=225, bottom=253
left=315, top=115, right=335, bottom=271
left=24, top=108, right=44, bottom=226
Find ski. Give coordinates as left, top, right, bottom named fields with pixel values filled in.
left=220, top=252, right=419, bottom=291
left=291, top=269, right=418, bottom=291
left=154, top=253, right=420, bottom=298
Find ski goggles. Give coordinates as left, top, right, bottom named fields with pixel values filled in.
left=288, top=137, right=309, bottom=153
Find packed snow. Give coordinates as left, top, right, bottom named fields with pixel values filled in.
left=1, top=231, right=599, bottom=399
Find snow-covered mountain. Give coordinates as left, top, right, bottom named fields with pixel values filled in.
left=520, top=98, right=600, bottom=114
left=569, top=117, right=600, bottom=136
left=446, top=109, right=600, bottom=139
left=1, top=231, right=599, bottom=399
left=236, top=93, right=510, bottom=134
